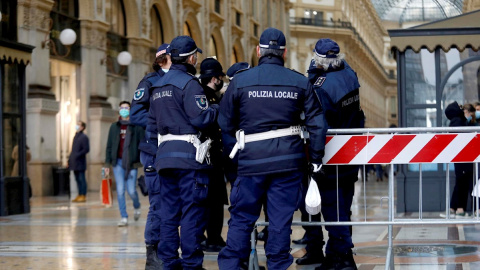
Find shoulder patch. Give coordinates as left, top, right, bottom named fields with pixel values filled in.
left=195, top=95, right=209, bottom=110
left=133, top=88, right=145, bottom=100
left=314, top=77, right=326, bottom=87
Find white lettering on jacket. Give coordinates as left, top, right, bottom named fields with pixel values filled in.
left=248, top=90, right=298, bottom=100
left=153, top=90, right=172, bottom=101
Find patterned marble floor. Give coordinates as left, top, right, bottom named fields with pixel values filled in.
left=1, top=173, right=480, bottom=269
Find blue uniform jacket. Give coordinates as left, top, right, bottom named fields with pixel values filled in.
left=130, top=70, right=165, bottom=158
left=147, top=63, right=219, bottom=171
left=308, top=60, right=365, bottom=178
left=218, top=56, right=327, bottom=176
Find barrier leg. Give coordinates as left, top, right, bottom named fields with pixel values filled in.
left=385, top=164, right=395, bottom=270
left=249, top=226, right=259, bottom=270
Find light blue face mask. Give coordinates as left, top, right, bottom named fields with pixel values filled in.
left=475, top=111, right=480, bottom=119
left=75, top=125, right=80, bottom=131
left=162, top=68, right=169, bottom=73
left=119, top=108, right=130, bottom=118
left=467, top=115, right=472, bottom=122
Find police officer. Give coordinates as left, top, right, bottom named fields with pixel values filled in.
left=198, top=57, right=228, bottom=252
left=291, top=59, right=327, bottom=267
left=226, top=62, right=250, bottom=81
left=217, top=27, right=328, bottom=270
left=147, top=35, right=218, bottom=270
left=309, top=38, right=364, bottom=270
left=130, top=43, right=171, bottom=270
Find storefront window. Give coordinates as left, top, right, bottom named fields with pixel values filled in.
left=405, top=49, right=436, bottom=105
left=1, top=63, right=22, bottom=177
left=441, top=48, right=480, bottom=126
left=406, top=108, right=437, bottom=127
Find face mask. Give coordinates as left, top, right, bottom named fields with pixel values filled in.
left=75, top=125, right=80, bottom=131
left=475, top=111, right=480, bottom=119
left=214, top=79, right=224, bottom=92
left=119, top=108, right=130, bottom=118
left=162, top=68, right=169, bottom=73
left=466, top=115, right=472, bottom=122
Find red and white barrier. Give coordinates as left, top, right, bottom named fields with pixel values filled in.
left=323, top=133, right=480, bottom=165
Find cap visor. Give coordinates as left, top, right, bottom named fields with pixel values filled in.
left=197, top=48, right=203, bottom=54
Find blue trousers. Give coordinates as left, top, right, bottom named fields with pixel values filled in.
left=112, top=158, right=141, bottom=218
left=74, top=170, right=87, bottom=195
left=141, top=151, right=162, bottom=246
left=319, top=171, right=356, bottom=255
left=218, top=171, right=303, bottom=270
left=157, top=169, right=209, bottom=270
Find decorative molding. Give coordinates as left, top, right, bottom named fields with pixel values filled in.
left=88, top=107, right=117, bottom=121
left=89, top=95, right=112, bottom=108
left=28, top=84, right=55, bottom=99
left=27, top=98, right=60, bottom=114
left=80, top=20, right=109, bottom=50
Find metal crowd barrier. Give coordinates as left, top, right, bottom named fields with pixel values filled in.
left=249, top=126, right=480, bottom=270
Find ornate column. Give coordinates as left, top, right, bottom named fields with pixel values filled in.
left=18, top=0, right=61, bottom=196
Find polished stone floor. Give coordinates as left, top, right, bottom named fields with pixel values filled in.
left=1, top=173, right=480, bottom=269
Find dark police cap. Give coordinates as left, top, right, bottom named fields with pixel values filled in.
left=259, top=28, right=286, bottom=50
left=313, top=38, right=340, bottom=58
left=199, top=57, right=225, bottom=79
left=227, top=62, right=250, bottom=80
left=169, top=36, right=202, bottom=57
left=156, top=43, right=170, bottom=57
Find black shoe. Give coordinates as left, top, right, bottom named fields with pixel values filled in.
left=145, top=244, right=164, bottom=270
left=257, top=229, right=268, bottom=242
left=315, top=251, right=357, bottom=270
left=315, top=253, right=335, bottom=270
left=296, top=251, right=325, bottom=265
left=336, top=251, right=358, bottom=270
left=292, top=236, right=308, bottom=245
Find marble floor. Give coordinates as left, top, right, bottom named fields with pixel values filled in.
left=1, top=173, right=480, bottom=270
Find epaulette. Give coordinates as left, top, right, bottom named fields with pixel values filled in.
left=289, top=68, right=305, bottom=76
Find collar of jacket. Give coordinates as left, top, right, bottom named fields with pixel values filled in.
left=258, top=55, right=284, bottom=66
left=170, top=63, right=198, bottom=76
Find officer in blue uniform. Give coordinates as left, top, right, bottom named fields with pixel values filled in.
left=226, top=62, right=250, bottom=81
left=130, top=43, right=171, bottom=270
left=217, top=28, right=328, bottom=270
left=309, top=38, right=364, bottom=270
left=198, top=57, right=228, bottom=252
left=147, top=36, right=218, bottom=270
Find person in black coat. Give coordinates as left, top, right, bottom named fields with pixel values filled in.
left=444, top=101, right=473, bottom=218
left=68, top=121, right=90, bottom=202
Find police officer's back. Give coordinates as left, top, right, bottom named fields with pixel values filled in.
left=308, top=38, right=363, bottom=270
left=217, top=28, right=327, bottom=270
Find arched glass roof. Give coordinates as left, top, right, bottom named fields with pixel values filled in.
left=371, top=0, right=464, bottom=24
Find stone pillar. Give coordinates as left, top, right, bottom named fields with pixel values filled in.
left=26, top=98, right=60, bottom=196
left=18, top=0, right=62, bottom=196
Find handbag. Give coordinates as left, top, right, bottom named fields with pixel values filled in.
left=137, top=175, right=148, bottom=196
left=100, top=169, right=113, bottom=207
left=305, top=177, right=322, bottom=215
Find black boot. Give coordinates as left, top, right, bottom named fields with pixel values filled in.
left=335, top=250, right=357, bottom=270
left=296, top=251, right=325, bottom=265
left=145, top=244, right=164, bottom=270
left=315, top=251, right=357, bottom=270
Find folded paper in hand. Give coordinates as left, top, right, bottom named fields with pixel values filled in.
left=305, top=177, right=321, bottom=215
